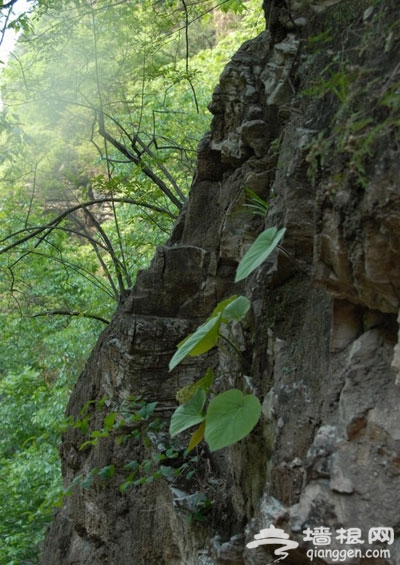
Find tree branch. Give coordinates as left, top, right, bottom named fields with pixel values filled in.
left=98, top=111, right=184, bottom=210
left=7, top=248, right=116, bottom=300
left=31, top=310, right=110, bottom=325
left=69, top=213, right=120, bottom=300
left=80, top=205, right=127, bottom=296
left=103, top=110, right=187, bottom=203
left=0, top=196, right=174, bottom=255
left=1, top=0, right=19, bottom=9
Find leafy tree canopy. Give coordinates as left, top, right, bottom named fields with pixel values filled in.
left=0, top=0, right=263, bottom=561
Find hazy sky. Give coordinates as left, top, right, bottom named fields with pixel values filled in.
left=0, top=0, right=31, bottom=64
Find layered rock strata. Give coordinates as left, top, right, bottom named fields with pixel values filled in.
left=42, top=1, right=400, bottom=563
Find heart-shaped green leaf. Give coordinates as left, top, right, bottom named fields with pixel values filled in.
left=221, top=295, right=250, bottom=322
left=205, top=389, right=261, bottom=451
left=209, top=295, right=239, bottom=317
left=169, top=314, right=222, bottom=371
left=169, top=388, right=206, bottom=437
left=235, top=227, right=286, bottom=282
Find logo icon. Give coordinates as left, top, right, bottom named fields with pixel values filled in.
left=246, top=524, right=299, bottom=561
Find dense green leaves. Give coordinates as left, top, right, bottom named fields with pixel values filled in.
left=0, top=369, right=65, bottom=564
left=0, top=0, right=265, bottom=560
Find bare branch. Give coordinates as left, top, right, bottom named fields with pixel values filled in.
left=134, top=132, right=187, bottom=203
left=31, top=310, right=110, bottom=325
left=80, top=205, right=127, bottom=296
left=98, top=110, right=185, bottom=209
left=102, top=111, right=187, bottom=203
left=1, top=0, right=19, bottom=10
left=68, top=213, right=121, bottom=300
left=181, top=0, right=199, bottom=114
left=7, top=248, right=116, bottom=300
left=0, top=5, right=13, bottom=49
left=0, top=196, right=174, bottom=255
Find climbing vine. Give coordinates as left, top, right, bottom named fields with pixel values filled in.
left=169, top=225, right=286, bottom=452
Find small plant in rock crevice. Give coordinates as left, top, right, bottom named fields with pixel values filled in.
left=61, top=396, right=198, bottom=499
left=62, top=223, right=286, bottom=501
left=243, top=187, right=269, bottom=217
left=168, top=225, right=286, bottom=453
left=303, top=12, right=400, bottom=191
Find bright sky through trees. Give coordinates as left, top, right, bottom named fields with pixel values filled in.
left=0, top=0, right=30, bottom=63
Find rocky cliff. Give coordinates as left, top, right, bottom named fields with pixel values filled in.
left=42, top=1, right=400, bottom=563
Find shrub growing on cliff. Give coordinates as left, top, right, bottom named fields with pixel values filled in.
left=169, top=226, right=286, bottom=452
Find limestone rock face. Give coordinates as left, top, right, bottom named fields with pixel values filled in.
left=42, top=1, right=400, bottom=564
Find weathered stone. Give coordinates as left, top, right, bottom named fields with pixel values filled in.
left=43, top=2, right=400, bottom=563
left=240, top=120, right=270, bottom=157
left=329, top=299, right=364, bottom=352
left=392, top=311, right=400, bottom=384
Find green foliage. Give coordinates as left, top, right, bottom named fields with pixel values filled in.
left=304, top=11, right=400, bottom=191
left=244, top=188, right=269, bottom=217
left=176, top=367, right=214, bottom=404
left=186, top=492, right=211, bottom=523
left=0, top=0, right=263, bottom=215
left=174, top=314, right=223, bottom=365
left=169, top=224, right=285, bottom=453
left=220, top=0, right=246, bottom=14
left=222, top=294, right=251, bottom=321
left=169, top=295, right=250, bottom=370
left=235, top=226, right=286, bottom=282
left=187, top=420, right=206, bottom=452
left=0, top=0, right=266, bottom=559
left=64, top=395, right=199, bottom=496
left=170, top=387, right=261, bottom=452
left=0, top=368, right=65, bottom=564
left=304, top=60, right=354, bottom=104
left=169, top=388, right=207, bottom=437
left=204, top=389, right=261, bottom=451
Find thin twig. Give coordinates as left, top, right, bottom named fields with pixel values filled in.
left=31, top=310, right=109, bottom=325
left=0, top=197, right=174, bottom=253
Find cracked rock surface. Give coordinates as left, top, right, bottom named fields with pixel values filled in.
left=42, top=1, right=400, bottom=563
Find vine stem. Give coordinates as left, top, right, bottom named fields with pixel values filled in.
left=219, top=334, right=251, bottom=374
